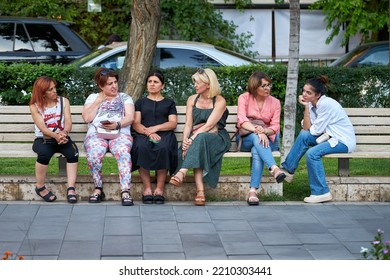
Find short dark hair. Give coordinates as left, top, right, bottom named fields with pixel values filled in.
left=94, top=68, right=119, bottom=88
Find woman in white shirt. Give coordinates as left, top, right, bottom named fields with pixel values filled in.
left=280, top=75, right=356, bottom=203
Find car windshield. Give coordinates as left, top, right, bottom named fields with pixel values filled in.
left=70, top=47, right=111, bottom=67
left=214, top=46, right=258, bottom=63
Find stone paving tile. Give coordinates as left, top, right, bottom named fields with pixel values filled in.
left=64, top=221, right=104, bottom=241
left=173, top=206, right=211, bottom=223
left=18, top=238, right=63, bottom=256
left=181, top=234, right=227, bottom=259
left=142, top=232, right=182, bottom=245
left=178, top=222, right=217, bottom=234
left=285, top=222, right=329, bottom=233
left=68, top=205, right=107, bottom=222
left=102, top=235, right=142, bottom=256
left=338, top=204, right=384, bottom=219
left=250, top=221, right=291, bottom=232
left=264, top=245, right=314, bottom=260
left=228, top=254, right=271, bottom=260
left=218, top=231, right=259, bottom=242
left=213, top=219, right=252, bottom=231
left=142, top=220, right=179, bottom=234
left=0, top=204, right=39, bottom=221
left=272, top=205, right=318, bottom=223
left=222, top=241, right=267, bottom=255
left=370, top=205, right=390, bottom=218
left=104, top=216, right=141, bottom=235
left=294, top=233, right=340, bottom=244
left=27, top=225, right=67, bottom=240
left=304, top=244, right=356, bottom=260
left=35, top=204, right=73, bottom=217
left=143, top=252, right=186, bottom=260
left=140, top=205, right=176, bottom=221
left=106, top=205, right=140, bottom=217
left=256, top=231, right=302, bottom=246
left=0, top=228, right=28, bottom=242
left=207, top=205, right=245, bottom=220
left=328, top=227, right=373, bottom=242
left=0, top=204, right=6, bottom=214
left=59, top=240, right=102, bottom=260
left=143, top=243, right=183, bottom=253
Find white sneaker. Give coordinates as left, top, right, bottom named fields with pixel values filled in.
left=304, top=192, right=332, bottom=203
left=279, top=168, right=294, bottom=183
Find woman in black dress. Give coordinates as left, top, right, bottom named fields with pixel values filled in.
left=131, top=71, right=178, bottom=204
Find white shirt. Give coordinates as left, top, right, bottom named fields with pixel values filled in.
left=84, top=92, right=134, bottom=137
left=309, top=95, right=356, bottom=152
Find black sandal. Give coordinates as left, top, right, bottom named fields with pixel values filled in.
left=67, top=186, right=77, bottom=204
left=153, top=195, right=165, bottom=204
left=89, top=188, right=105, bottom=203
left=121, top=191, right=133, bottom=206
left=142, top=194, right=154, bottom=204
left=35, top=185, right=57, bottom=202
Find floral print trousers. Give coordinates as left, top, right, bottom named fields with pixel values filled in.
left=84, top=133, right=133, bottom=191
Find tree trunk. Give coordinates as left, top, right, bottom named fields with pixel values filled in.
left=281, top=0, right=300, bottom=161
left=119, top=0, right=161, bottom=102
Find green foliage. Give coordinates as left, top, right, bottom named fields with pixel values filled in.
left=1, top=64, right=388, bottom=127
left=311, top=0, right=389, bottom=45
left=0, top=0, right=256, bottom=56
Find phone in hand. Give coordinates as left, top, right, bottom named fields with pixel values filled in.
left=100, top=120, right=112, bottom=125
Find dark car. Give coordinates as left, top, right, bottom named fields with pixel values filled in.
left=0, top=17, right=91, bottom=64
left=329, top=41, right=389, bottom=67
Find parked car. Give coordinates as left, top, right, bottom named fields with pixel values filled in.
left=329, top=41, right=389, bottom=67
left=71, top=40, right=258, bottom=69
left=0, top=17, right=91, bottom=64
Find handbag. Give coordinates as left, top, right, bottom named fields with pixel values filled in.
left=43, top=97, right=64, bottom=144
left=238, top=119, right=265, bottom=137
left=233, top=119, right=266, bottom=151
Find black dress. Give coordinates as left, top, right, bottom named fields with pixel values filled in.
left=131, top=97, right=178, bottom=175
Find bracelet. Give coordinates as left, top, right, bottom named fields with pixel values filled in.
left=189, top=137, right=194, bottom=141
left=116, top=122, right=121, bottom=130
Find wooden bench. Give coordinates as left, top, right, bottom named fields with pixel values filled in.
left=0, top=106, right=389, bottom=176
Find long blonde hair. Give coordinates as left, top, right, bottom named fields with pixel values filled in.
left=191, top=68, right=221, bottom=98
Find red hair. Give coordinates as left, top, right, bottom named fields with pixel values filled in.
left=30, top=76, right=57, bottom=112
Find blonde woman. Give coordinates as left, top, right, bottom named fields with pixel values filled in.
left=169, top=68, right=231, bottom=205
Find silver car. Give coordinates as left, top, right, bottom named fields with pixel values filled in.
left=71, top=40, right=258, bottom=69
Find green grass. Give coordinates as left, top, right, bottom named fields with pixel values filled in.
left=1, top=157, right=389, bottom=201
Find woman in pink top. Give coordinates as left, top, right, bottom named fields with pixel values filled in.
left=236, top=71, right=286, bottom=205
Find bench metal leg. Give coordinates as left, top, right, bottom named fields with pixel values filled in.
left=58, top=156, right=67, bottom=176
left=338, top=158, right=350, bottom=176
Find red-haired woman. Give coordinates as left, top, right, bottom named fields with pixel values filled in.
left=29, top=76, right=79, bottom=203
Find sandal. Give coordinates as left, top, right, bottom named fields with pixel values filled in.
left=142, top=194, right=154, bottom=204
left=153, top=189, right=165, bottom=204
left=270, top=166, right=286, bottom=183
left=89, top=188, right=105, bottom=203
left=194, top=190, right=206, bottom=206
left=35, top=185, right=57, bottom=202
left=121, top=191, right=134, bottom=206
left=66, top=186, right=77, bottom=204
left=169, top=170, right=185, bottom=187
left=247, top=189, right=259, bottom=206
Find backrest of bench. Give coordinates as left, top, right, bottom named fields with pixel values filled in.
left=344, top=108, right=390, bottom=153
left=0, top=105, right=389, bottom=156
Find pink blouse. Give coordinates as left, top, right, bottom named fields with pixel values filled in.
left=237, top=92, right=281, bottom=142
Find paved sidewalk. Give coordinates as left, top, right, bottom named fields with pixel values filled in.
left=0, top=201, right=389, bottom=260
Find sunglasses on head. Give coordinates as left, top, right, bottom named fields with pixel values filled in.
left=100, top=69, right=115, bottom=76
